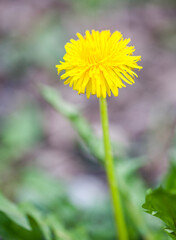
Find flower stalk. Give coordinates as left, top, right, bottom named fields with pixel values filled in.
left=99, top=97, right=128, bottom=240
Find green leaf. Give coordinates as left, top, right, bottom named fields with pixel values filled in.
left=40, top=85, right=125, bottom=163
left=0, top=191, right=75, bottom=240
left=40, top=85, right=79, bottom=118
left=143, top=187, right=176, bottom=239
left=0, top=192, right=51, bottom=240
left=16, top=168, right=80, bottom=230
left=40, top=85, right=105, bottom=162
left=21, top=203, right=52, bottom=240
left=46, top=215, right=73, bottom=240
left=0, top=192, right=30, bottom=230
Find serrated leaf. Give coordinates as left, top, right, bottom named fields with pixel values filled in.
left=0, top=192, right=31, bottom=231
left=143, top=187, right=176, bottom=239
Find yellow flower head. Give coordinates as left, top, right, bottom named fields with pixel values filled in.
left=56, top=30, right=142, bottom=98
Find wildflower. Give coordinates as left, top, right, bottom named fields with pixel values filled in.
left=56, top=30, right=142, bottom=98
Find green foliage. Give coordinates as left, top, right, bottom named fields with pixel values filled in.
left=0, top=188, right=85, bottom=240
left=0, top=167, right=116, bottom=240
left=143, top=158, right=176, bottom=239
left=40, top=85, right=167, bottom=240
left=40, top=85, right=105, bottom=163
left=0, top=84, right=175, bottom=239
left=0, top=194, right=48, bottom=240
left=0, top=105, right=42, bottom=172
left=0, top=162, right=166, bottom=240
left=0, top=193, right=30, bottom=230
left=143, top=187, right=176, bottom=239
left=16, top=169, right=79, bottom=226
left=40, top=85, right=125, bottom=163
left=16, top=169, right=114, bottom=240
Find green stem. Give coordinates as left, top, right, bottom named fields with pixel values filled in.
left=99, top=97, right=128, bottom=240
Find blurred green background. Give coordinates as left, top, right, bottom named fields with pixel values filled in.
left=0, top=0, right=176, bottom=239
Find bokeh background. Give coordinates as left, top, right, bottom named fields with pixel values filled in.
left=0, top=0, right=176, bottom=239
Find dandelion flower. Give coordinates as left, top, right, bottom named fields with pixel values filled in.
left=56, top=30, right=142, bottom=98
